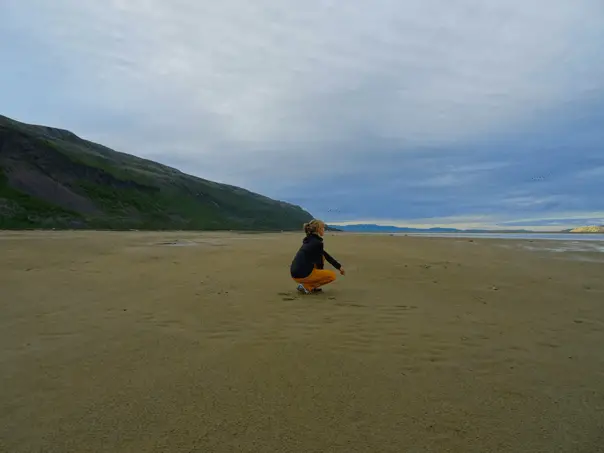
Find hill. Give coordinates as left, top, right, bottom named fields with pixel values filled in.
left=0, top=114, right=312, bottom=230
left=568, top=225, right=604, bottom=233
left=329, top=224, right=536, bottom=234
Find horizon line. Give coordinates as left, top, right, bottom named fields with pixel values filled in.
left=324, top=222, right=601, bottom=232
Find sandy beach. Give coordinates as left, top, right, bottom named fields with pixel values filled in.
left=1, top=230, right=603, bottom=453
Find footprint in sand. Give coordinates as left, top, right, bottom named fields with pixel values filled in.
left=278, top=291, right=338, bottom=301
left=335, top=302, right=363, bottom=307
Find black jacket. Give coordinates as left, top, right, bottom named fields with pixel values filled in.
left=290, top=233, right=342, bottom=278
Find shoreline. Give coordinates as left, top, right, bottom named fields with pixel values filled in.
left=330, top=231, right=604, bottom=242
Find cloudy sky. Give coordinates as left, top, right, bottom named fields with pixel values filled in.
left=2, top=0, right=603, bottom=229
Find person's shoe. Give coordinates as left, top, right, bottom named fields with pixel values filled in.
left=311, top=288, right=323, bottom=293
left=296, top=283, right=310, bottom=294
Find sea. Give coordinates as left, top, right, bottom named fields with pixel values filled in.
left=373, top=232, right=604, bottom=259
left=394, top=232, right=604, bottom=242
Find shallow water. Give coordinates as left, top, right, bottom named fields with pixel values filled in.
left=396, top=232, right=604, bottom=241
left=522, top=242, right=604, bottom=253
left=391, top=232, right=604, bottom=260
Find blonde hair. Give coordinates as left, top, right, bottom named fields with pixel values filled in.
left=303, top=219, right=325, bottom=235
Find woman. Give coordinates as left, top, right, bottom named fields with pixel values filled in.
left=290, top=219, right=345, bottom=294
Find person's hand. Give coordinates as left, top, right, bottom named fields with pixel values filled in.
left=339, top=267, right=346, bottom=275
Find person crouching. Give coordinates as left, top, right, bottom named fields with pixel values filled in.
left=290, top=219, right=345, bottom=294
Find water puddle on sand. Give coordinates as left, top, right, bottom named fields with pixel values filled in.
left=497, top=241, right=604, bottom=263
left=159, top=241, right=199, bottom=247
left=563, top=255, right=604, bottom=263
left=154, top=239, right=224, bottom=247
left=521, top=242, right=604, bottom=254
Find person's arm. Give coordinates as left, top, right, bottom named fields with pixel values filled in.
left=323, top=249, right=344, bottom=274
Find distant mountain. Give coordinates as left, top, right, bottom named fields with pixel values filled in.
left=0, top=114, right=313, bottom=230
left=329, top=224, right=537, bottom=234
left=568, top=225, right=604, bottom=233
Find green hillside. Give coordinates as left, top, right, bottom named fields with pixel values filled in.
left=0, top=114, right=312, bottom=230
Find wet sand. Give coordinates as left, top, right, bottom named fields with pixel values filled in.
left=1, top=231, right=603, bottom=452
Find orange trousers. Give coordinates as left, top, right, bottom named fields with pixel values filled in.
left=293, top=257, right=337, bottom=291
left=293, top=269, right=336, bottom=291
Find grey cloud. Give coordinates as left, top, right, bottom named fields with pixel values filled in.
left=6, top=0, right=604, bottom=143
left=2, top=0, right=604, bottom=226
